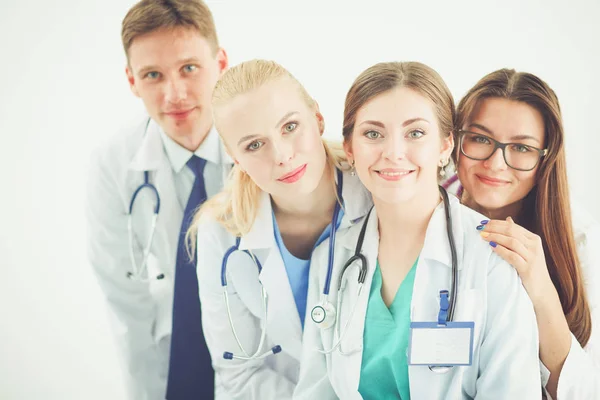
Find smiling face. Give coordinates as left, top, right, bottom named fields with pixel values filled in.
left=457, top=97, right=546, bottom=217
left=126, top=26, right=227, bottom=144
left=345, top=87, right=453, bottom=205
left=214, top=77, right=327, bottom=201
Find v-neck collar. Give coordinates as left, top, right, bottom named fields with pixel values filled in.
left=371, top=258, right=419, bottom=321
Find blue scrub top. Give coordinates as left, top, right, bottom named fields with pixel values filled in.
left=272, top=207, right=344, bottom=329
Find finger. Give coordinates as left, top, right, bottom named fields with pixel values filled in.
left=476, top=218, right=531, bottom=245
left=506, top=216, right=537, bottom=242
left=479, top=231, right=530, bottom=261
left=488, top=241, right=528, bottom=275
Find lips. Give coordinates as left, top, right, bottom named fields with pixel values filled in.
left=476, top=174, right=510, bottom=186
left=278, top=164, right=307, bottom=183
left=165, top=108, right=195, bottom=120
left=374, top=168, right=414, bottom=181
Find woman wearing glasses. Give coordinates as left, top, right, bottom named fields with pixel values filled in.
left=444, top=69, right=600, bottom=399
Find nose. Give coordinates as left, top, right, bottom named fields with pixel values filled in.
left=272, top=137, right=294, bottom=165
left=483, top=148, right=508, bottom=171
left=383, top=134, right=407, bottom=160
left=164, top=77, right=187, bottom=104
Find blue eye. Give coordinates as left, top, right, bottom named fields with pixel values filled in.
left=183, top=65, right=197, bottom=73
left=145, top=71, right=160, bottom=79
left=247, top=140, right=264, bottom=151
left=365, top=130, right=381, bottom=140
left=408, top=130, right=425, bottom=139
left=284, top=122, right=298, bottom=133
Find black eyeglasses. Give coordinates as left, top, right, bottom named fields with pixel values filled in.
left=459, top=130, right=547, bottom=171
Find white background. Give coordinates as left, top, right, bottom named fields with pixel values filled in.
left=1, top=0, right=598, bottom=398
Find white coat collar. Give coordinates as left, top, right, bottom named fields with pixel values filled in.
left=340, top=192, right=464, bottom=270
left=128, top=118, right=232, bottom=172
left=238, top=168, right=372, bottom=251
left=129, top=118, right=164, bottom=171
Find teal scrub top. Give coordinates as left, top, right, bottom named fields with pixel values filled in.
left=358, top=258, right=418, bottom=400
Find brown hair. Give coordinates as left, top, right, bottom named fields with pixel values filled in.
left=455, top=69, right=591, bottom=346
left=121, top=0, right=219, bottom=60
left=342, top=61, right=455, bottom=147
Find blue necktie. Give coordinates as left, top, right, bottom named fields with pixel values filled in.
left=167, top=155, right=214, bottom=399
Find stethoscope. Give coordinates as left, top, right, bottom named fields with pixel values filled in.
left=220, top=169, right=344, bottom=361
left=126, top=118, right=230, bottom=281
left=127, top=169, right=164, bottom=281
left=310, top=186, right=458, bottom=372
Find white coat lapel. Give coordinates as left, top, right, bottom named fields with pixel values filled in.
left=128, top=119, right=182, bottom=279
left=332, top=207, right=379, bottom=395
left=239, top=193, right=304, bottom=360
left=409, top=197, right=466, bottom=399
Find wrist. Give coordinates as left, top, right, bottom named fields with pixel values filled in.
left=525, top=273, right=558, bottom=309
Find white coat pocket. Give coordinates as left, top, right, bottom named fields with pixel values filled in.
left=147, top=253, right=173, bottom=342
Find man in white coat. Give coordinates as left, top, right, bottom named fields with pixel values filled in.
left=85, top=1, right=229, bottom=399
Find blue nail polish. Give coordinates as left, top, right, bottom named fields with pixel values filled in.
left=476, top=225, right=485, bottom=231
left=480, top=220, right=489, bottom=225
left=490, top=241, right=497, bottom=248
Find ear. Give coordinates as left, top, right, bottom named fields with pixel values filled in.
left=216, top=48, right=228, bottom=77
left=343, top=139, right=354, bottom=164
left=126, top=66, right=140, bottom=98
left=311, top=100, right=325, bottom=135
left=441, top=132, right=455, bottom=161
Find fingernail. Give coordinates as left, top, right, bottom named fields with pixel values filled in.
left=476, top=225, right=485, bottom=231
left=490, top=241, right=497, bottom=248
left=480, top=232, right=490, bottom=238
left=480, top=220, right=489, bottom=225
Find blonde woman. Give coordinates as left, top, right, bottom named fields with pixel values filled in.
left=188, top=60, right=372, bottom=399
left=295, top=62, right=541, bottom=399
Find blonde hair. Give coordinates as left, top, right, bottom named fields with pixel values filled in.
left=186, top=59, right=346, bottom=255
left=121, top=0, right=219, bottom=60
left=342, top=61, right=455, bottom=175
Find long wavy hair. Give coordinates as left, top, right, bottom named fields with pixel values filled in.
left=455, top=69, right=591, bottom=346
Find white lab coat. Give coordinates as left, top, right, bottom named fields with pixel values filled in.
left=195, top=170, right=372, bottom=399
left=86, top=118, right=231, bottom=400
left=444, top=175, right=600, bottom=399
left=540, top=201, right=600, bottom=400
left=294, top=195, right=542, bottom=399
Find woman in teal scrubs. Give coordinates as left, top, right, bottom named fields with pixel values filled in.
left=294, top=62, right=541, bottom=399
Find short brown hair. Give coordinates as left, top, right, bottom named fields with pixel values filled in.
left=121, top=0, right=219, bottom=59
left=342, top=61, right=455, bottom=144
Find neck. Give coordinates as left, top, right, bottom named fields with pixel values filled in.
left=272, top=164, right=336, bottom=220
left=169, top=119, right=213, bottom=152
left=461, top=190, right=523, bottom=221
left=375, top=184, right=441, bottom=243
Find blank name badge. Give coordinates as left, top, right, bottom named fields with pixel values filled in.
left=408, top=321, right=475, bottom=367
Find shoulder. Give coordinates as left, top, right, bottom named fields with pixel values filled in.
left=90, top=117, right=149, bottom=169
left=339, top=168, right=373, bottom=226
left=449, top=199, right=508, bottom=275
left=570, top=198, right=600, bottom=292
left=196, top=212, right=234, bottom=249
left=570, top=198, right=600, bottom=251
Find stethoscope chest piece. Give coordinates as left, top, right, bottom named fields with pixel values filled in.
left=311, top=301, right=337, bottom=329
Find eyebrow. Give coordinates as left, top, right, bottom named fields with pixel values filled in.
left=468, top=123, right=541, bottom=144
left=358, top=117, right=430, bottom=128
left=236, top=111, right=300, bottom=146
left=136, top=57, right=201, bottom=77
left=275, top=111, right=299, bottom=128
